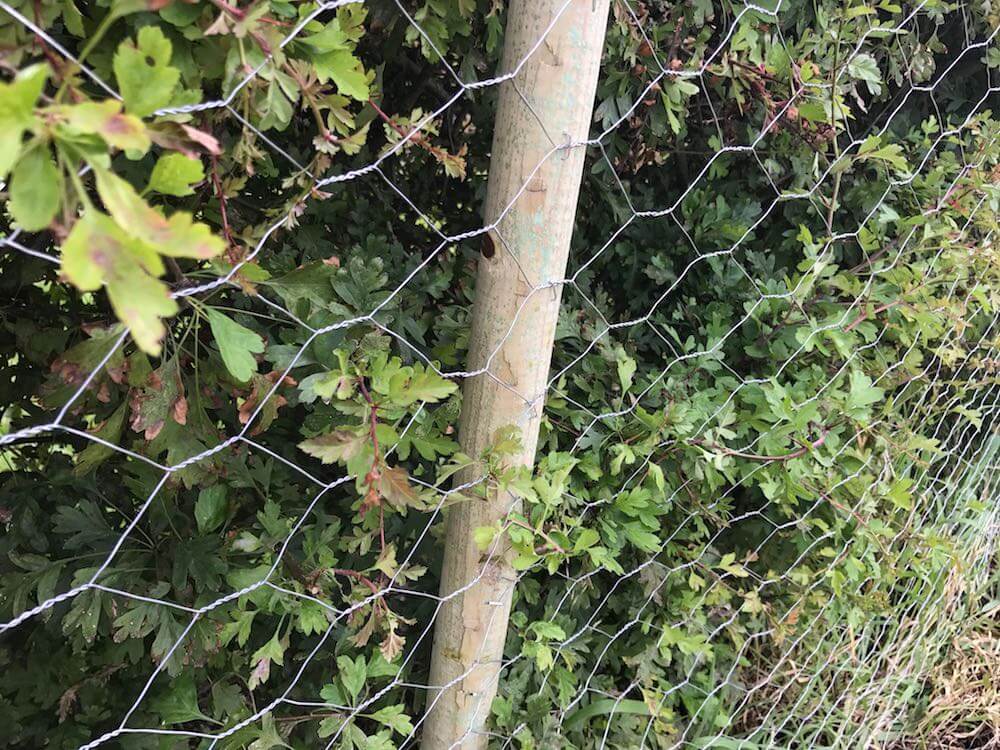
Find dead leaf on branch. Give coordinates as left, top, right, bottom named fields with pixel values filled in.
left=129, top=358, right=187, bottom=440
left=379, top=464, right=425, bottom=511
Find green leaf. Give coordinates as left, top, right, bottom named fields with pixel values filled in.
left=529, top=621, right=566, bottom=640
left=111, top=0, right=162, bottom=19
left=53, top=500, right=114, bottom=550
left=62, top=0, right=85, bottom=35
left=205, top=308, right=265, bottom=382
left=317, top=716, right=347, bottom=739
left=368, top=704, right=414, bottom=736
left=251, top=630, right=286, bottom=669
left=257, top=83, right=294, bottom=132
left=473, top=524, right=498, bottom=551
left=248, top=714, right=292, bottom=750
left=886, top=478, right=913, bottom=511
left=313, top=50, right=369, bottom=101
left=847, top=52, right=882, bottom=94
left=51, top=100, right=150, bottom=153
left=302, top=20, right=350, bottom=53
left=857, top=135, right=909, bottom=172
left=364, top=730, right=396, bottom=750
left=616, top=352, right=637, bottom=392
left=267, top=261, right=339, bottom=314
left=160, top=0, right=205, bottom=26
left=211, top=680, right=244, bottom=718
left=388, top=366, right=457, bottom=405
left=847, top=370, right=884, bottom=413
left=148, top=153, right=204, bottom=196
left=623, top=524, right=660, bottom=553
left=9, top=145, right=61, bottom=231
left=0, top=63, right=48, bottom=177
left=74, top=403, right=128, bottom=475
left=61, top=211, right=177, bottom=355
left=299, top=371, right=355, bottom=403
left=573, top=528, right=600, bottom=551
left=94, top=168, right=224, bottom=259
left=152, top=673, right=212, bottom=724
left=563, top=699, right=652, bottom=732
left=195, top=485, right=228, bottom=533
left=113, top=26, right=181, bottom=117
left=337, top=654, right=366, bottom=703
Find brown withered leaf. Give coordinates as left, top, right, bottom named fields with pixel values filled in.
left=379, top=464, right=424, bottom=511
left=349, top=609, right=378, bottom=650
left=237, top=372, right=293, bottom=436
left=172, top=395, right=188, bottom=425
left=379, top=626, right=404, bottom=663
left=203, top=10, right=232, bottom=36
left=129, top=358, right=186, bottom=440
left=147, top=122, right=221, bottom=158
left=58, top=685, right=79, bottom=723
left=299, top=429, right=367, bottom=465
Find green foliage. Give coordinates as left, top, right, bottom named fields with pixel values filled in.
left=1, top=0, right=998, bottom=748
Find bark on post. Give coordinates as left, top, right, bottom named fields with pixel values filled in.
left=423, top=2, right=610, bottom=748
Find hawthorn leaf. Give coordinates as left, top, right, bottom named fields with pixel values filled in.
left=148, top=153, right=204, bottom=196
left=195, top=485, right=228, bottom=533
left=313, top=50, right=369, bottom=101
left=204, top=308, right=265, bottom=382
left=9, top=145, right=61, bottom=231
left=248, top=714, right=292, bottom=750
left=847, top=370, right=885, bottom=415
left=301, top=20, right=350, bottom=52
left=369, top=704, right=414, bottom=736
left=129, top=358, right=186, bottom=440
left=51, top=100, right=150, bottom=152
left=530, top=621, right=566, bottom=641
left=298, top=429, right=367, bottom=465
left=317, top=716, right=347, bottom=739
left=0, top=63, right=48, bottom=177
left=152, top=673, right=212, bottom=724
left=364, top=730, right=396, bottom=750
left=113, top=26, right=180, bottom=117
left=62, top=0, right=85, bottom=35
left=94, top=168, right=224, bottom=259
left=250, top=631, right=286, bottom=682
left=238, top=373, right=288, bottom=435
left=299, top=371, right=355, bottom=403
left=847, top=52, right=882, bottom=94
left=267, top=261, right=339, bottom=314
left=74, top=403, right=127, bottom=476
left=388, top=367, right=457, bottom=405
left=616, top=352, right=637, bottom=392
left=857, top=134, right=909, bottom=172
left=336, top=654, right=366, bottom=703
left=257, top=83, right=294, bottom=131
left=380, top=464, right=424, bottom=511
left=319, top=681, right=344, bottom=706
left=53, top=500, right=114, bottom=550
left=60, top=211, right=178, bottom=355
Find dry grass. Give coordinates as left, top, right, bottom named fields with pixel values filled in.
left=901, top=609, right=1000, bottom=750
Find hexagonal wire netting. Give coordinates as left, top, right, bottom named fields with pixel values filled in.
left=1, top=0, right=998, bottom=748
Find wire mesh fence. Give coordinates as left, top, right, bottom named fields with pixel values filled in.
left=0, top=0, right=998, bottom=748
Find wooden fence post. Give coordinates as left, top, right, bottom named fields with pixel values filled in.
left=423, top=1, right=610, bottom=747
